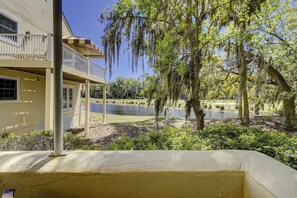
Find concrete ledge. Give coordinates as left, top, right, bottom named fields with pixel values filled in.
left=0, top=150, right=296, bottom=198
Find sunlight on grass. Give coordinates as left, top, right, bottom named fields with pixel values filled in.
left=91, top=112, right=153, bottom=124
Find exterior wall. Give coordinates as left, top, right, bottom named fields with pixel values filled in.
left=0, top=68, right=45, bottom=134
left=0, top=0, right=72, bottom=36
left=0, top=69, right=83, bottom=133
left=62, top=14, right=74, bottom=37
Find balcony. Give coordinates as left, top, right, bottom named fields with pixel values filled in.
left=0, top=150, right=296, bottom=198
left=0, top=34, right=105, bottom=83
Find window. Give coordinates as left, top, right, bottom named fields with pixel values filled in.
left=0, top=13, right=18, bottom=42
left=0, top=76, right=19, bottom=101
left=69, top=89, right=73, bottom=109
left=63, top=87, right=74, bottom=111
left=63, top=88, right=67, bottom=109
left=0, top=13, right=17, bottom=34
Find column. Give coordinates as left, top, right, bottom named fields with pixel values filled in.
left=103, top=84, right=107, bottom=124
left=85, top=80, right=90, bottom=135
left=52, top=0, right=63, bottom=155
left=45, top=68, right=54, bottom=130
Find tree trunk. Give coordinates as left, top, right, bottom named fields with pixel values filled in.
left=254, top=104, right=260, bottom=116
left=283, top=94, right=296, bottom=128
left=242, top=77, right=250, bottom=124
left=192, top=99, right=205, bottom=130
left=267, top=65, right=297, bottom=128
left=238, top=91, right=243, bottom=118
left=190, top=65, right=205, bottom=130
left=238, top=42, right=250, bottom=125
left=188, top=65, right=205, bottom=130
left=254, top=87, right=260, bottom=115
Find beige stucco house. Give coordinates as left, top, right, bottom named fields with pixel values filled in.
left=0, top=0, right=106, bottom=134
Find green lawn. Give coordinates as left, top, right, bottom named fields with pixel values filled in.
left=91, top=112, right=153, bottom=124
left=89, top=98, right=238, bottom=110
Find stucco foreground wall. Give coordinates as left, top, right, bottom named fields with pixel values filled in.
left=0, top=151, right=296, bottom=198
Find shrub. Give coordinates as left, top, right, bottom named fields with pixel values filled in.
left=108, top=127, right=211, bottom=151
left=109, top=125, right=297, bottom=170
left=0, top=130, right=98, bottom=151
left=202, top=124, right=297, bottom=169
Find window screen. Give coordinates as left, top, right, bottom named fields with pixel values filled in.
left=0, top=13, right=17, bottom=42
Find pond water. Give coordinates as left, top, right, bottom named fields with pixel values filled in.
left=91, top=104, right=240, bottom=119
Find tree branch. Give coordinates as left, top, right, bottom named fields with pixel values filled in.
left=218, top=65, right=239, bottom=75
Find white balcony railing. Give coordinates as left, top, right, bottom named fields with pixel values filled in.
left=0, top=34, right=49, bottom=60
left=0, top=34, right=105, bottom=82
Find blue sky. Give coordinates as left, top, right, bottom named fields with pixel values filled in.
left=62, top=0, right=151, bottom=82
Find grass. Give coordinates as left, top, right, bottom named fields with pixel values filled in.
left=90, top=98, right=147, bottom=104
left=90, top=98, right=238, bottom=110
left=91, top=112, right=153, bottom=124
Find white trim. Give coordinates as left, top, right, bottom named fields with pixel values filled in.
left=0, top=74, right=21, bottom=103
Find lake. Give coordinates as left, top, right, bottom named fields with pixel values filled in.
left=90, top=104, right=240, bottom=119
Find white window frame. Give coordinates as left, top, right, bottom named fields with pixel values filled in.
left=0, top=10, right=20, bottom=45
left=0, top=75, right=21, bottom=103
left=63, top=85, right=75, bottom=112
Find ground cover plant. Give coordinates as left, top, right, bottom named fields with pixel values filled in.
left=1, top=123, right=296, bottom=170
left=0, top=130, right=98, bottom=151
left=109, top=124, right=297, bottom=170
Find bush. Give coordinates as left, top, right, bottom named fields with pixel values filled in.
left=109, top=125, right=297, bottom=170
left=108, top=127, right=211, bottom=150
left=201, top=124, right=297, bottom=169
left=0, top=130, right=98, bottom=151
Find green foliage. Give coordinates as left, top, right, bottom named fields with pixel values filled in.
left=109, top=127, right=210, bottom=150
left=109, top=124, right=297, bottom=170
left=0, top=130, right=98, bottom=151
left=101, top=0, right=297, bottom=128
left=90, top=76, right=146, bottom=99
left=201, top=124, right=297, bottom=169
